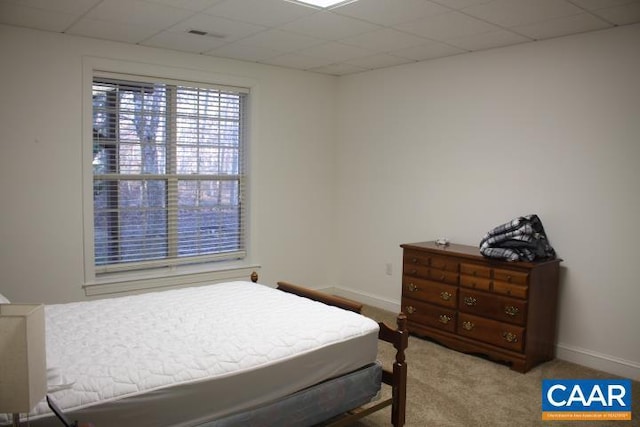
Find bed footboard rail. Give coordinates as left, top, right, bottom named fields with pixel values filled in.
left=276, top=282, right=363, bottom=313
left=276, top=281, right=408, bottom=427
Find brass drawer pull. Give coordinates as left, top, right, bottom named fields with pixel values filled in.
left=502, top=331, right=518, bottom=343
left=410, top=269, right=417, bottom=275
left=440, top=291, right=452, bottom=301
left=504, top=305, right=519, bottom=317
left=463, top=296, right=477, bottom=306
left=506, top=275, right=512, bottom=282
left=406, top=305, right=416, bottom=314
left=411, top=257, right=418, bottom=264
left=462, top=321, right=474, bottom=331
left=440, top=274, right=446, bottom=280
left=438, top=314, right=452, bottom=324
left=408, top=283, right=418, bottom=292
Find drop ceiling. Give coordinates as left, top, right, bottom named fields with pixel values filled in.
left=1, top=0, right=639, bottom=75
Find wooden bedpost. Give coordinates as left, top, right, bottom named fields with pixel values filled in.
left=391, top=313, right=408, bottom=427
left=250, top=271, right=258, bottom=283
left=378, top=312, right=409, bottom=427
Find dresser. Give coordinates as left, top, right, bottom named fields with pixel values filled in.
left=400, top=241, right=561, bottom=372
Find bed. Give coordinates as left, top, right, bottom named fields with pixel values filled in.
left=0, top=274, right=408, bottom=427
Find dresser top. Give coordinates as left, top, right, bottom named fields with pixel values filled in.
left=400, top=241, right=561, bottom=267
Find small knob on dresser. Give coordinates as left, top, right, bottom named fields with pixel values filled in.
left=504, top=305, right=519, bottom=317
left=438, top=314, right=452, bottom=324
left=463, top=296, right=477, bottom=306
left=502, top=331, right=518, bottom=343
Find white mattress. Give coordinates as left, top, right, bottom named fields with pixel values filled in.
left=1, top=281, right=379, bottom=427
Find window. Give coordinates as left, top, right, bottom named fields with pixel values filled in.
left=91, top=74, right=248, bottom=274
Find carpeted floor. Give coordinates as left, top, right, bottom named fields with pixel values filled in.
left=353, top=306, right=639, bottom=427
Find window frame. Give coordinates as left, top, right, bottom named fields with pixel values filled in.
left=82, top=58, right=257, bottom=294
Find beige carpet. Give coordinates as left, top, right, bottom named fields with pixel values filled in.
left=352, top=306, right=639, bottom=427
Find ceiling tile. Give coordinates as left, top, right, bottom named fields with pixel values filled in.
left=263, top=52, right=333, bottom=70
left=0, top=3, right=78, bottom=32
left=590, top=2, right=640, bottom=25
left=431, top=0, right=494, bottom=9
left=297, top=41, right=374, bottom=62
left=345, top=53, right=415, bottom=70
left=309, top=62, right=368, bottom=75
left=462, top=0, right=585, bottom=28
left=19, top=0, right=102, bottom=15
left=144, top=0, right=226, bottom=12
left=235, top=29, right=324, bottom=52
left=569, top=0, right=640, bottom=11
left=446, top=28, right=530, bottom=50
left=67, top=18, right=160, bottom=43
left=513, top=13, right=611, bottom=40
left=334, top=0, right=450, bottom=26
left=206, top=43, right=285, bottom=62
left=395, top=10, right=502, bottom=40
left=85, top=0, right=194, bottom=28
left=141, top=30, right=228, bottom=52
left=392, top=40, right=466, bottom=61
left=167, top=13, right=266, bottom=41
left=340, top=28, right=430, bottom=52
left=203, top=0, right=316, bottom=27
left=281, top=10, right=380, bottom=40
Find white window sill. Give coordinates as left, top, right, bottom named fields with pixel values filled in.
left=83, top=264, right=261, bottom=297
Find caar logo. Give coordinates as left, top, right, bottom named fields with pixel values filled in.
left=542, top=379, right=632, bottom=421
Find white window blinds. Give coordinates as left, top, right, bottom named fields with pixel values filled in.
left=92, top=75, right=248, bottom=273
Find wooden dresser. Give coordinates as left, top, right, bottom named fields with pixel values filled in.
left=400, top=241, right=561, bottom=372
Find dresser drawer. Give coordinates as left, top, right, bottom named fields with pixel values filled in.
left=404, top=250, right=431, bottom=267
left=428, top=268, right=459, bottom=285
left=493, top=268, right=528, bottom=285
left=459, top=289, right=527, bottom=326
left=429, top=256, right=459, bottom=272
left=459, top=274, right=491, bottom=291
left=402, top=297, right=456, bottom=333
left=493, top=281, right=528, bottom=299
left=460, top=263, right=491, bottom=278
left=402, top=277, right=457, bottom=308
left=403, top=263, right=429, bottom=279
left=458, top=313, right=525, bottom=352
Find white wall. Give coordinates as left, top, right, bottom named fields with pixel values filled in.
left=0, top=24, right=337, bottom=303
left=334, top=24, right=640, bottom=377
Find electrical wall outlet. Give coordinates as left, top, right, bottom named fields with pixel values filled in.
left=385, top=263, right=393, bottom=276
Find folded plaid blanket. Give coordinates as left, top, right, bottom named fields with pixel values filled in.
left=479, top=215, right=556, bottom=262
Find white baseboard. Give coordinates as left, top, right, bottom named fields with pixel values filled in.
left=320, top=287, right=640, bottom=380
left=556, top=343, right=640, bottom=380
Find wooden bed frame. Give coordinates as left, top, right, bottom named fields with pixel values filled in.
left=275, top=280, right=409, bottom=427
